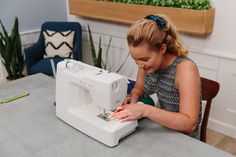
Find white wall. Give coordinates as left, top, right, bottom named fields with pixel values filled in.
left=184, top=0, right=236, bottom=59
left=0, top=0, right=67, bottom=32
left=0, top=0, right=67, bottom=82
left=67, top=0, right=236, bottom=138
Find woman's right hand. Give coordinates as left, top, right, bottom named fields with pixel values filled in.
left=124, top=96, right=132, bottom=105
left=113, top=96, right=136, bottom=114
left=123, top=96, right=138, bottom=105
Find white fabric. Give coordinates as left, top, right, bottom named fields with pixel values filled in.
left=43, top=30, right=74, bottom=58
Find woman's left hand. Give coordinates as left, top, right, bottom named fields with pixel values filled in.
left=111, top=103, right=147, bottom=122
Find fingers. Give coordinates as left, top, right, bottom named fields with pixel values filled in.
left=112, top=106, right=128, bottom=119
left=120, top=116, right=134, bottom=122
left=112, top=111, right=128, bottom=120
left=112, top=103, right=139, bottom=122
left=124, top=96, right=138, bottom=105
left=124, top=97, right=132, bottom=105
left=112, top=110, right=135, bottom=122
left=113, top=106, right=124, bottom=113
left=124, top=99, right=130, bottom=105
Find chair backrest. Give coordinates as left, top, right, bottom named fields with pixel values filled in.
left=38, top=21, right=82, bottom=61
left=200, top=77, right=220, bottom=142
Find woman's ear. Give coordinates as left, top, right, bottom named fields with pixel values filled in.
left=160, top=44, right=167, bottom=54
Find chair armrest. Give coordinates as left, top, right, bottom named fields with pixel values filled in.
left=24, top=42, right=45, bottom=73
left=72, top=43, right=82, bottom=61
left=72, top=30, right=82, bottom=61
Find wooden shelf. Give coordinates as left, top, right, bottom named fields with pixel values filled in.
left=69, top=0, right=215, bottom=36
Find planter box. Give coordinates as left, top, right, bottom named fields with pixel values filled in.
left=69, top=0, right=215, bottom=36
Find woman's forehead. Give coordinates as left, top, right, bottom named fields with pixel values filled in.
left=129, top=44, right=153, bottom=59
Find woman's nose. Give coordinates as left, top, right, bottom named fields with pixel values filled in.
left=136, top=61, right=144, bottom=68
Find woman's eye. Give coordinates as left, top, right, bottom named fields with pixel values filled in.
left=135, top=58, right=149, bottom=64
left=142, top=58, right=149, bottom=62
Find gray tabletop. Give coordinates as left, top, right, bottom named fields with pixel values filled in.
left=0, top=73, right=234, bottom=157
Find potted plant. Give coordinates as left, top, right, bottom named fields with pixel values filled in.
left=87, top=24, right=133, bottom=94
left=0, top=17, right=24, bottom=80
left=87, top=24, right=129, bottom=73
left=69, top=0, right=215, bottom=36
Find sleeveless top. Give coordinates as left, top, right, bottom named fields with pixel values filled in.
left=143, top=56, right=202, bottom=140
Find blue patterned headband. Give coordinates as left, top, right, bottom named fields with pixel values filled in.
left=144, top=15, right=166, bottom=29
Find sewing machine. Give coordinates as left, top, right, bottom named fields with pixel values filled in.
left=56, top=59, right=138, bottom=147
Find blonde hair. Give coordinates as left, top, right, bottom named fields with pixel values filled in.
left=127, top=15, right=187, bottom=56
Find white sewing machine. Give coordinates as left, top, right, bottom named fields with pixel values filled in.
left=56, top=59, right=138, bottom=147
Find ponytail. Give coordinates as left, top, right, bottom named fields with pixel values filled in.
left=127, top=14, right=188, bottom=56
left=161, top=15, right=188, bottom=56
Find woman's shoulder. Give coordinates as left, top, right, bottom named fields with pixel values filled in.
left=175, top=56, right=200, bottom=90
left=176, top=56, right=200, bottom=81
left=176, top=56, right=197, bottom=69
left=176, top=55, right=193, bottom=63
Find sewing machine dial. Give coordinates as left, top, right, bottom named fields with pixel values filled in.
left=112, top=81, right=118, bottom=91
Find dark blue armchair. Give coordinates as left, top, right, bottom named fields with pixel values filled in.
left=24, top=21, right=82, bottom=76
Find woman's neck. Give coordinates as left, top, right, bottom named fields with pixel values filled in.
left=160, top=53, right=177, bottom=69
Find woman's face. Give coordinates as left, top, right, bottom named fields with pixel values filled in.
left=129, top=43, right=166, bottom=73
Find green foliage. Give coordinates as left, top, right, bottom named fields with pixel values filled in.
left=0, top=17, right=24, bottom=80
left=87, top=24, right=129, bottom=73
left=87, top=24, right=103, bottom=68
left=97, top=0, right=212, bottom=10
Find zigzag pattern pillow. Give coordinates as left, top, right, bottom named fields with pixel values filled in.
left=43, top=30, right=75, bottom=58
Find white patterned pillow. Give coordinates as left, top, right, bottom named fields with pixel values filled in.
left=43, top=30, right=75, bottom=58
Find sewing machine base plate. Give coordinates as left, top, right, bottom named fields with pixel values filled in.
left=56, top=107, right=138, bottom=147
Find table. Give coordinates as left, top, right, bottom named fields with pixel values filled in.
left=0, top=73, right=234, bottom=157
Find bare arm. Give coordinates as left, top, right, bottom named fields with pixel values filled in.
left=113, top=60, right=201, bottom=133
left=144, top=60, right=201, bottom=133
left=129, top=67, right=145, bottom=103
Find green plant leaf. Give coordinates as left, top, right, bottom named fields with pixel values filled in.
left=87, top=24, right=98, bottom=66
left=87, top=23, right=130, bottom=73
left=104, top=36, right=112, bottom=70
left=97, top=0, right=212, bottom=9
left=116, top=53, right=130, bottom=73
left=0, top=17, right=24, bottom=80
left=0, top=19, right=9, bottom=40
left=96, top=37, right=102, bottom=68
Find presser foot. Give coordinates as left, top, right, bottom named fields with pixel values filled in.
left=97, top=109, right=113, bottom=122
left=97, top=112, right=112, bottom=122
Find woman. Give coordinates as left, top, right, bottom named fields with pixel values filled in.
left=112, top=15, right=202, bottom=139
